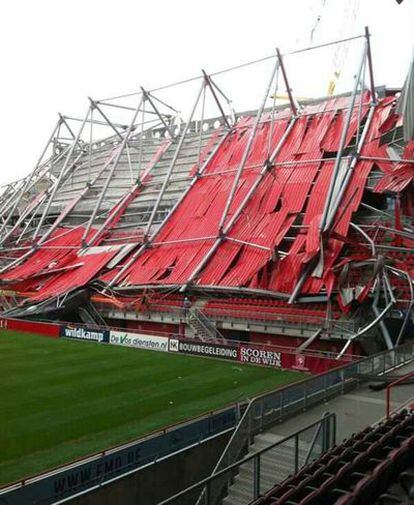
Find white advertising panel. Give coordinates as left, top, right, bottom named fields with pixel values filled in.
left=109, top=331, right=169, bottom=352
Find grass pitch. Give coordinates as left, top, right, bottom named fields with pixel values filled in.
left=0, top=330, right=306, bottom=485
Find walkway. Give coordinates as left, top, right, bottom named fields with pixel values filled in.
left=270, top=359, right=414, bottom=442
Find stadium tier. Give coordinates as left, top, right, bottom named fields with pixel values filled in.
left=250, top=409, right=414, bottom=505
left=0, top=30, right=413, bottom=362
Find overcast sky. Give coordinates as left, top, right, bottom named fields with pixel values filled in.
left=0, top=0, right=413, bottom=187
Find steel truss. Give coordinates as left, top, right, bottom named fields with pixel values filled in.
left=0, top=27, right=412, bottom=352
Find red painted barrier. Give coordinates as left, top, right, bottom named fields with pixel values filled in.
left=0, top=317, right=60, bottom=338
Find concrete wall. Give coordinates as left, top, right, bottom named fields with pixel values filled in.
left=69, top=431, right=231, bottom=505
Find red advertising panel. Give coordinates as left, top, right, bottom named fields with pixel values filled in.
left=0, top=317, right=60, bottom=338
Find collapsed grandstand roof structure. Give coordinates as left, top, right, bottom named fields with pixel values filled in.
left=1, top=27, right=414, bottom=357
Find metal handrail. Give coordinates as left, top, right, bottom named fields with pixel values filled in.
left=94, top=297, right=356, bottom=331
left=127, top=303, right=357, bottom=335
left=304, top=411, right=331, bottom=466
left=194, top=399, right=253, bottom=505
left=3, top=339, right=411, bottom=505
left=158, top=413, right=337, bottom=505
left=189, top=307, right=226, bottom=342
left=158, top=341, right=414, bottom=505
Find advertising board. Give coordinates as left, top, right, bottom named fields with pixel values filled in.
left=60, top=325, right=109, bottom=343
left=110, top=330, right=169, bottom=352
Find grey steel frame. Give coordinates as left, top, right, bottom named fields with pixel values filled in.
left=0, top=25, right=407, bottom=345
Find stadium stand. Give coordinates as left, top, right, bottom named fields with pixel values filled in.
left=0, top=33, right=413, bottom=360
left=249, top=410, right=414, bottom=505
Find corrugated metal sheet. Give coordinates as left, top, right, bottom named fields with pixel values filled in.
left=8, top=92, right=414, bottom=304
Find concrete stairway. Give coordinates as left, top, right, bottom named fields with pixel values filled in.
left=187, top=307, right=226, bottom=343
left=79, top=301, right=109, bottom=327
left=223, top=432, right=310, bottom=505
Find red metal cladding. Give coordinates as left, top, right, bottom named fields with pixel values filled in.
left=198, top=150, right=322, bottom=287
left=374, top=140, right=414, bottom=193
left=122, top=118, right=291, bottom=285
left=320, top=92, right=370, bottom=152
left=30, top=249, right=119, bottom=301
left=116, top=94, right=399, bottom=297
left=5, top=93, right=411, bottom=307
left=0, top=227, right=87, bottom=282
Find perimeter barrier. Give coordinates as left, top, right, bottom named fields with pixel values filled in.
left=0, top=316, right=357, bottom=374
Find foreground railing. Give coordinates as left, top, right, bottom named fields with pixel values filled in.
left=158, top=341, right=414, bottom=505
left=159, top=413, right=336, bottom=505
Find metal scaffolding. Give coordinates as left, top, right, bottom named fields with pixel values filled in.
left=0, top=27, right=413, bottom=352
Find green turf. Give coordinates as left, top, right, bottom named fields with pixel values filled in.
left=0, top=330, right=306, bottom=485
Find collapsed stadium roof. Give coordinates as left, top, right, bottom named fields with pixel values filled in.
left=1, top=28, right=413, bottom=356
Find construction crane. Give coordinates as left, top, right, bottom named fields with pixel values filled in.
left=271, top=0, right=362, bottom=104
left=325, top=0, right=362, bottom=95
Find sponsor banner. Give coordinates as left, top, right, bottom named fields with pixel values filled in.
left=239, top=344, right=282, bottom=368
left=293, top=353, right=308, bottom=371
left=60, top=325, right=109, bottom=343
left=177, top=340, right=238, bottom=361
left=0, top=407, right=237, bottom=505
left=169, top=338, right=179, bottom=352
left=280, top=351, right=310, bottom=372
left=110, top=330, right=169, bottom=352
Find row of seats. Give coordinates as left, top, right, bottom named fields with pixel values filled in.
left=204, top=301, right=342, bottom=321
left=250, top=410, right=414, bottom=505
left=203, top=307, right=324, bottom=323
left=205, top=297, right=331, bottom=311
left=206, top=298, right=343, bottom=314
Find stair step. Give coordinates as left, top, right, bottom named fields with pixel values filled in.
left=221, top=432, right=312, bottom=505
